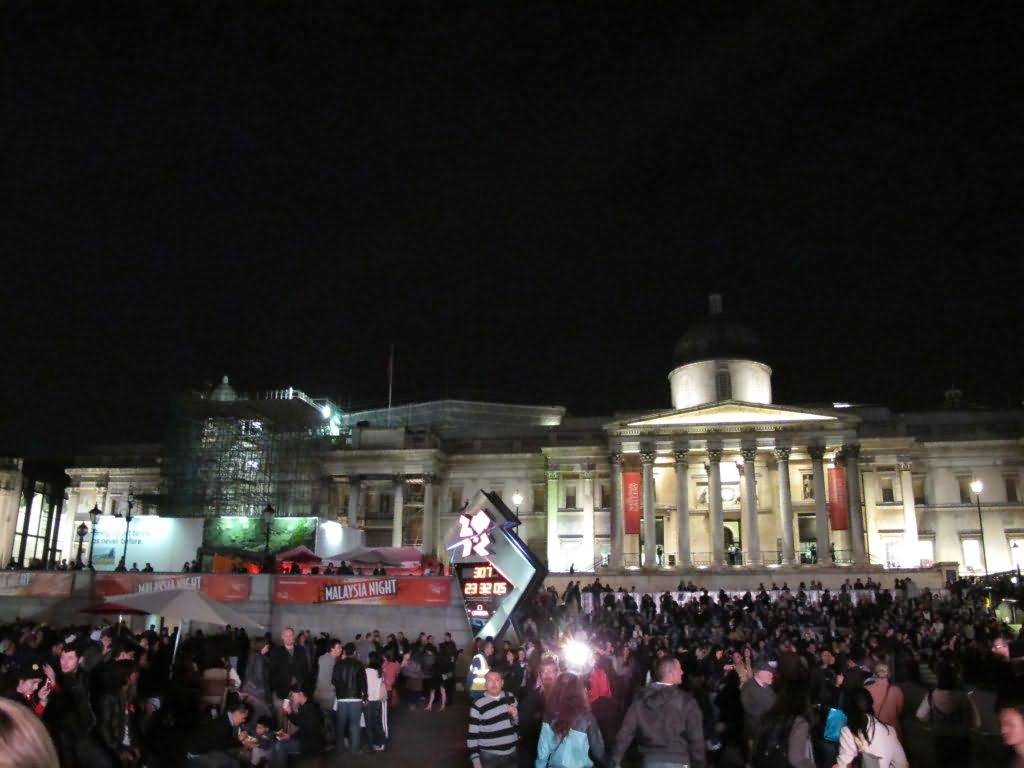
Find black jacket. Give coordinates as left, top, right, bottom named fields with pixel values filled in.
left=287, top=702, right=325, bottom=754
left=331, top=657, right=367, bottom=700
left=98, top=691, right=139, bottom=754
left=268, top=645, right=312, bottom=700
left=612, top=684, right=706, bottom=768
left=189, top=713, right=239, bottom=754
left=45, top=667, right=96, bottom=738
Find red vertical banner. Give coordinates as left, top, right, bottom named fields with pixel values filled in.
left=623, top=471, right=642, bottom=534
left=827, top=467, right=849, bottom=531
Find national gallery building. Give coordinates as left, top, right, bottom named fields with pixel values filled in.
left=3, top=295, right=1023, bottom=577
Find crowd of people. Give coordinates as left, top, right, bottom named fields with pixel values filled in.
left=466, top=575, right=1024, bottom=768
left=0, top=614, right=467, bottom=767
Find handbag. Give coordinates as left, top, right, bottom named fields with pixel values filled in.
left=824, top=707, right=847, bottom=743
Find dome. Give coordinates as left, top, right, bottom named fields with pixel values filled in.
left=209, top=375, right=238, bottom=402
left=672, top=293, right=763, bottom=365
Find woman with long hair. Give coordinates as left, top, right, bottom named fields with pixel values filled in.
left=535, top=672, right=605, bottom=768
left=0, top=697, right=59, bottom=768
left=752, top=680, right=815, bottom=768
left=239, top=638, right=272, bottom=721
left=837, top=687, right=908, bottom=768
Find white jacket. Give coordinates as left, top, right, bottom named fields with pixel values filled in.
left=837, top=717, right=908, bottom=768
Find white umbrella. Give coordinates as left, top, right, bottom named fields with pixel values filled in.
left=102, top=588, right=265, bottom=675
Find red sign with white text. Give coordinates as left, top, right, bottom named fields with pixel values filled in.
left=827, top=467, right=849, bottom=531
left=93, top=574, right=252, bottom=602
left=273, top=576, right=451, bottom=606
left=0, top=572, right=74, bottom=598
left=623, top=471, right=642, bottom=534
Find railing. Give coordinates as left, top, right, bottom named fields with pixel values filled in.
left=621, top=553, right=641, bottom=568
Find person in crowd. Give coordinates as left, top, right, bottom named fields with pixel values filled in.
left=470, top=640, right=494, bottom=702
left=97, top=660, right=141, bottom=767
left=998, top=699, right=1024, bottom=768
left=364, top=651, right=388, bottom=751
left=331, top=641, right=367, bottom=755
left=240, top=715, right=275, bottom=767
left=836, top=687, right=908, bottom=768
left=267, top=627, right=310, bottom=727
left=611, top=656, right=705, bottom=768
left=915, top=662, right=981, bottom=766
left=269, top=685, right=323, bottom=767
left=740, top=659, right=776, bottom=758
left=44, top=640, right=109, bottom=767
left=426, top=644, right=449, bottom=711
left=535, top=671, right=605, bottom=768
left=0, top=696, right=60, bottom=768
left=468, top=669, right=519, bottom=768
left=240, top=638, right=272, bottom=721
left=400, top=649, right=424, bottom=709
left=313, top=638, right=339, bottom=711
left=186, top=698, right=251, bottom=767
left=751, top=680, right=814, bottom=768
left=518, top=656, right=559, bottom=768
left=866, top=662, right=904, bottom=744
left=382, top=649, right=402, bottom=708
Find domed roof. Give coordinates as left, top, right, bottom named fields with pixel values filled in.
left=209, top=375, right=238, bottom=402
left=673, top=294, right=763, bottom=365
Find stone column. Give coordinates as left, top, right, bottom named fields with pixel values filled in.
left=674, top=448, right=691, bottom=567
left=546, top=470, right=560, bottom=571
left=843, top=444, right=867, bottom=565
left=346, top=476, right=362, bottom=528
left=581, top=470, right=595, bottom=571
left=610, top=453, right=624, bottom=568
left=775, top=448, right=794, bottom=565
left=421, top=474, right=436, bottom=555
left=392, top=476, right=405, bottom=547
left=809, top=446, right=830, bottom=563
left=740, top=447, right=760, bottom=565
left=640, top=450, right=657, bottom=568
left=707, top=447, right=725, bottom=565
left=897, top=459, right=919, bottom=567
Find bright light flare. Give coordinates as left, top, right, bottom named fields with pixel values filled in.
left=562, top=640, right=593, bottom=671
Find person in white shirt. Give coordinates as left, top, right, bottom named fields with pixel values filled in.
left=836, top=688, right=908, bottom=768
left=364, top=652, right=388, bottom=752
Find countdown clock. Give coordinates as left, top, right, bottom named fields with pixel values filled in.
left=445, top=490, right=546, bottom=640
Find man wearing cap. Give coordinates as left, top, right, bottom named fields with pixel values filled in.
left=740, top=659, right=776, bottom=759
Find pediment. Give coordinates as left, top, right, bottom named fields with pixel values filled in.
left=619, top=400, right=842, bottom=429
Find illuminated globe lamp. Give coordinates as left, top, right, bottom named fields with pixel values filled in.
left=561, top=638, right=594, bottom=675
left=969, top=479, right=988, bottom=575
left=511, top=490, right=524, bottom=527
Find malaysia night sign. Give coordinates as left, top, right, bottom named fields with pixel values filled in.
left=445, top=490, right=545, bottom=640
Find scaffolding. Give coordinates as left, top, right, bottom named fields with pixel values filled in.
left=163, top=385, right=343, bottom=519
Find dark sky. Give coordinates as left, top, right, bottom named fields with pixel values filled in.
left=2, top=2, right=1023, bottom=459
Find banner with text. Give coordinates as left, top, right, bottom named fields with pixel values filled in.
left=0, top=572, right=74, bottom=598
left=94, top=573, right=252, bottom=602
left=272, top=576, right=451, bottom=606
left=623, top=471, right=642, bottom=534
left=827, top=467, right=849, bottom=531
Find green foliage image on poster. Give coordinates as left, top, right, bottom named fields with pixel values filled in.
left=202, top=516, right=317, bottom=552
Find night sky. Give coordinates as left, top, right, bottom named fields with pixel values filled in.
left=3, top=3, right=1023, bottom=459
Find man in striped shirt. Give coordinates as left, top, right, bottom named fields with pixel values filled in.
left=468, top=670, right=519, bottom=768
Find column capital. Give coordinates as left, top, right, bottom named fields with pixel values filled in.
left=580, top=469, right=595, bottom=480
left=773, top=447, right=791, bottom=462
left=639, top=451, right=656, bottom=466
left=807, top=445, right=826, bottom=461
left=707, top=448, right=724, bottom=463
left=736, top=462, right=747, bottom=477
left=609, top=452, right=624, bottom=466
left=673, top=449, right=689, bottom=466
left=422, top=472, right=437, bottom=485
left=740, top=447, right=758, bottom=463
left=841, top=443, right=861, bottom=460
left=546, top=470, right=560, bottom=481
left=896, top=457, right=912, bottom=472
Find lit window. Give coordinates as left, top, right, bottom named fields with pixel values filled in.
left=565, top=486, right=577, bottom=509
left=960, top=538, right=983, bottom=573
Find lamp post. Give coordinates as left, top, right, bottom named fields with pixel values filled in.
left=511, top=490, right=523, bottom=527
left=75, top=523, right=89, bottom=570
left=262, top=504, right=276, bottom=573
left=120, top=490, right=135, bottom=570
left=970, top=479, right=988, bottom=576
left=87, top=504, right=100, bottom=570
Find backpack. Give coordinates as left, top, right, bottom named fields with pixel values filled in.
left=752, top=717, right=796, bottom=768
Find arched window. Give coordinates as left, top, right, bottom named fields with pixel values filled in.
left=716, top=370, right=732, bottom=400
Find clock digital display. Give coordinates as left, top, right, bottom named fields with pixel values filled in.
left=455, top=563, right=513, bottom=633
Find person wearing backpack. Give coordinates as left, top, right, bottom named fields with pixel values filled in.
left=751, top=681, right=814, bottom=768
left=836, top=687, right=908, bottom=768
left=914, top=663, right=981, bottom=767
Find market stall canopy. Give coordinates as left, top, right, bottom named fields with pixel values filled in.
left=275, top=545, right=321, bottom=563
left=325, top=546, right=422, bottom=567
left=101, top=588, right=264, bottom=631
left=79, top=602, right=147, bottom=616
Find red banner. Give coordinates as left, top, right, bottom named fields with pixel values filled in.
left=827, top=467, right=849, bottom=531
left=623, top=471, right=642, bottom=534
left=0, top=572, right=74, bottom=598
left=273, top=576, right=452, bottom=606
left=94, top=574, right=252, bottom=602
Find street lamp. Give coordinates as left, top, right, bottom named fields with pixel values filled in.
left=511, top=490, right=524, bottom=529
left=75, top=523, right=89, bottom=570
left=262, top=504, right=276, bottom=573
left=87, top=504, right=101, bottom=570
left=970, top=479, right=987, bottom=576
left=120, top=490, right=135, bottom=570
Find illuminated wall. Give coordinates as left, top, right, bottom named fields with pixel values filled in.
left=669, top=359, right=772, bottom=408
